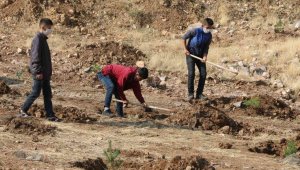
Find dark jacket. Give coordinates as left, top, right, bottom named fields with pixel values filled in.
left=30, top=32, right=52, bottom=80
left=102, top=64, right=145, bottom=103
left=182, top=27, right=212, bottom=57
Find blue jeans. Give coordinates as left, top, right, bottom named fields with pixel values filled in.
left=97, top=72, right=123, bottom=116
left=186, top=56, right=207, bottom=96
left=21, top=79, right=55, bottom=117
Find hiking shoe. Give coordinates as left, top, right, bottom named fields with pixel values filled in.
left=102, top=109, right=114, bottom=117
left=195, top=94, right=208, bottom=100
left=17, top=109, right=30, bottom=118
left=46, top=116, right=60, bottom=122
left=187, top=95, right=194, bottom=102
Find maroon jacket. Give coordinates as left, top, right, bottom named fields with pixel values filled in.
left=102, top=64, right=145, bottom=103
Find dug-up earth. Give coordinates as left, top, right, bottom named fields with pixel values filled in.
left=1, top=0, right=300, bottom=170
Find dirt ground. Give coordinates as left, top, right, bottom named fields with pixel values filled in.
left=1, top=73, right=300, bottom=169
left=1, top=0, right=300, bottom=170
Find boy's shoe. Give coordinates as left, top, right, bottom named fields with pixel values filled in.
left=102, top=109, right=114, bottom=117
left=187, top=95, right=194, bottom=102
left=17, top=109, right=30, bottom=118
left=46, top=116, right=60, bottom=122
left=195, top=94, right=208, bottom=100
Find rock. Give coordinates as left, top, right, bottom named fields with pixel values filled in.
left=240, top=66, right=250, bottom=76
left=16, top=48, right=24, bottom=54
left=161, top=30, right=168, bottom=36
left=237, top=61, right=245, bottom=67
left=272, top=79, right=284, bottom=88
left=84, top=67, right=91, bottom=73
left=262, top=72, right=270, bottom=78
left=233, top=101, right=242, bottom=108
left=253, top=66, right=267, bottom=76
left=220, top=126, right=230, bottom=134
left=13, top=151, right=26, bottom=159
left=186, top=166, right=192, bottom=170
left=295, top=20, right=300, bottom=30
left=26, top=153, right=44, bottom=161
left=219, top=142, right=233, bottom=149
left=238, top=129, right=244, bottom=136
left=80, top=27, right=88, bottom=34
left=174, top=102, right=183, bottom=107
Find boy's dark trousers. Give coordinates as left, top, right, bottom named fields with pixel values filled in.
left=97, top=72, right=123, bottom=116
left=186, top=56, right=207, bottom=97
left=21, top=79, right=55, bottom=117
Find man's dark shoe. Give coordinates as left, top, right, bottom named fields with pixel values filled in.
left=46, top=116, right=60, bottom=122
left=17, top=109, right=30, bottom=118
left=195, top=94, right=208, bottom=100
left=102, top=109, right=114, bottom=117
left=116, top=113, right=125, bottom=118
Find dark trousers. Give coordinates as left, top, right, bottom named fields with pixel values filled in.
left=21, top=79, right=54, bottom=117
left=186, top=56, right=207, bottom=96
left=97, top=72, right=123, bottom=116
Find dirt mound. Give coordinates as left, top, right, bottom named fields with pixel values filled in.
left=29, top=104, right=97, bottom=123
left=126, top=107, right=169, bottom=120
left=142, top=155, right=214, bottom=170
left=79, top=41, right=146, bottom=67
left=241, top=95, right=297, bottom=119
left=71, top=158, right=107, bottom=170
left=168, top=104, right=243, bottom=134
left=4, top=117, right=56, bottom=136
left=0, top=80, right=11, bottom=95
left=249, top=135, right=300, bottom=157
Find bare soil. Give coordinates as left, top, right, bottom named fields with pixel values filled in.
left=3, top=117, right=56, bottom=136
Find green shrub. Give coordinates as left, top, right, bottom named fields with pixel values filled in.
left=274, top=19, right=284, bottom=33
left=103, top=140, right=123, bottom=170
left=243, top=97, right=260, bottom=108
left=284, top=140, right=298, bottom=157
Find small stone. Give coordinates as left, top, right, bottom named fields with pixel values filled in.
left=17, top=48, right=24, bottom=54
left=220, top=126, right=230, bottom=134
left=174, top=102, right=182, bottom=107
left=26, top=153, right=44, bottom=161
left=13, top=151, right=26, bottom=159
left=233, top=101, right=242, bottom=108
left=186, top=166, right=192, bottom=170
left=84, top=67, right=91, bottom=73
left=295, top=20, right=300, bottom=30
left=238, top=129, right=244, bottom=136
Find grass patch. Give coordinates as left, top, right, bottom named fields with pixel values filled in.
left=284, top=140, right=298, bottom=157
left=243, top=97, right=260, bottom=108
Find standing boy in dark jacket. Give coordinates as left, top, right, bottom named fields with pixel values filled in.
left=98, top=64, right=149, bottom=117
left=20, top=18, right=58, bottom=121
left=182, top=18, right=214, bottom=101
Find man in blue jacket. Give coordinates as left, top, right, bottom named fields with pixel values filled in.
left=19, top=18, right=58, bottom=121
left=182, top=18, right=214, bottom=101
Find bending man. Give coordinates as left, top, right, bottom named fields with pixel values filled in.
left=98, top=64, right=149, bottom=117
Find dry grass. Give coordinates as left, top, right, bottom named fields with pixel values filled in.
left=128, top=28, right=300, bottom=91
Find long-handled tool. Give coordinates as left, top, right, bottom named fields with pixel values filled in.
left=189, top=54, right=238, bottom=75
left=112, top=99, right=173, bottom=112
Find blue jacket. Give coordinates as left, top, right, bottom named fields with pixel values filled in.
left=182, top=27, right=212, bottom=57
